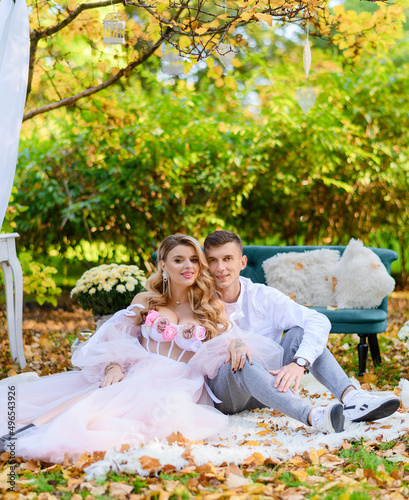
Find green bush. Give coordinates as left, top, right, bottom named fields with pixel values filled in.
left=19, top=252, right=62, bottom=306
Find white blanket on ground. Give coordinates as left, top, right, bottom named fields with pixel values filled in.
left=84, top=376, right=409, bottom=478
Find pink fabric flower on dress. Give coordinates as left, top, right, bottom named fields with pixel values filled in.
left=145, top=310, right=160, bottom=327
left=156, top=317, right=170, bottom=333
left=163, top=325, right=178, bottom=341
left=182, top=324, right=195, bottom=339
left=194, top=326, right=206, bottom=341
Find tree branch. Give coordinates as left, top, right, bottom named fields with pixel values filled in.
left=24, top=4, right=187, bottom=121
left=26, top=35, right=38, bottom=100
left=26, top=0, right=125, bottom=100
left=23, top=39, right=163, bottom=121
left=33, top=0, right=124, bottom=40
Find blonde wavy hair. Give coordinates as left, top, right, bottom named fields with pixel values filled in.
left=142, top=234, right=230, bottom=340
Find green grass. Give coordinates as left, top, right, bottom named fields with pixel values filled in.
left=161, top=472, right=199, bottom=484
left=321, top=488, right=373, bottom=500
left=23, top=470, right=66, bottom=493
left=279, top=471, right=304, bottom=487
left=340, top=443, right=400, bottom=474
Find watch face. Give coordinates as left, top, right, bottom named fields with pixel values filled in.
left=296, top=358, right=307, bottom=367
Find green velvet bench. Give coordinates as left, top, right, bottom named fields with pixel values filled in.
left=241, top=245, right=398, bottom=376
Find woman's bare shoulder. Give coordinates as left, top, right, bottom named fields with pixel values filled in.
left=131, top=291, right=151, bottom=306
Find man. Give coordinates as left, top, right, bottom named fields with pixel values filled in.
left=204, top=230, right=400, bottom=433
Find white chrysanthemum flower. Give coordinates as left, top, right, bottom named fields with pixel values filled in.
left=72, top=263, right=146, bottom=313
left=398, top=321, right=409, bottom=341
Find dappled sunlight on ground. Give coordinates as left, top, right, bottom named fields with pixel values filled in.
left=0, top=306, right=93, bottom=378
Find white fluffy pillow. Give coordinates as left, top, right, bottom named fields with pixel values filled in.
left=332, top=239, right=395, bottom=309
left=262, top=249, right=340, bottom=307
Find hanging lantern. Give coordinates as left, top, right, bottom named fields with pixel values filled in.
left=103, top=12, right=125, bottom=45
left=161, top=44, right=185, bottom=75
left=215, top=42, right=236, bottom=70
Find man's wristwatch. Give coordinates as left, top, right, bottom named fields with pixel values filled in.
left=292, top=357, right=310, bottom=371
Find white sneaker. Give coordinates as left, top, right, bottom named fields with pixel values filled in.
left=310, top=403, right=345, bottom=433
left=343, top=390, right=400, bottom=422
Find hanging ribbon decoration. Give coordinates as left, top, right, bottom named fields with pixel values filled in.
left=296, top=17, right=317, bottom=115
left=215, top=0, right=236, bottom=70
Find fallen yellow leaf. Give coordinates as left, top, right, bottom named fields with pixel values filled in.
left=244, top=440, right=260, bottom=446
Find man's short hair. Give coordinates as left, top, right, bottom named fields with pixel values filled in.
left=204, top=230, right=243, bottom=254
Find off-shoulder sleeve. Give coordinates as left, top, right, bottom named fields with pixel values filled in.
left=188, top=322, right=283, bottom=379
left=72, top=305, right=149, bottom=383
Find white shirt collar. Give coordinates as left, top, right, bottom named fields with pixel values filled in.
left=222, top=277, right=246, bottom=321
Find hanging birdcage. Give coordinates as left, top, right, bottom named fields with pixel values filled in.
left=103, top=12, right=125, bottom=45
left=161, top=44, right=185, bottom=75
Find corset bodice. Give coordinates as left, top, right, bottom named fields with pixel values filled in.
left=141, top=310, right=205, bottom=353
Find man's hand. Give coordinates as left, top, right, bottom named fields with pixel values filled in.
left=269, top=362, right=305, bottom=394
left=100, top=365, right=124, bottom=388
left=225, top=338, right=253, bottom=372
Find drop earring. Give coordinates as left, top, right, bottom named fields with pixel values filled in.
left=162, top=270, right=169, bottom=296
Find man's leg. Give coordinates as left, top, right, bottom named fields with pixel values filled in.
left=209, top=360, right=324, bottom=426
left=281, top=327, right=400, bottom=422
left=280, top=327, right=352, bottom=401
left=208, top=362, right=265, bottom=414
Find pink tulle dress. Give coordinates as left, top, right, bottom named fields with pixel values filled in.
left=0, top=304, right=283, bottom=463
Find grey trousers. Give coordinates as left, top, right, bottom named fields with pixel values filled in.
left=207, top=327, right=353, bottom=425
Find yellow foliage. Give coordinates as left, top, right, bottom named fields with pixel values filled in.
left=224, top=75, right=237, bottom=90
left=346, top=9, right=358, bottom=19
left=333, top=5, right=345, bottom=16
left=179, top=36, right=191, bottom=49
left=206, top=57, right=214, bottom=69
left=194, top=27, right=208, bottom=35
left=184, top=62, right=193, bottom=74
left=147, top=23, right=160, bottom=35
left=243, top=440, right=261, bottom=446
left=388, top=3, right=405, bottom=20
left=256, top=430, right=271, bottom=436
left=292, top=469, right=308, bottom=481
left=256, top=13, right=273, bottom=26
left=206, top=67, right=218, bottom=79
left=214, top=65, right=223, bottom=77
left=218, top=122, right=228, bottom=133
left=208, top=19, right=220, bottom=28
left=240, top=11, right=254, bottom=22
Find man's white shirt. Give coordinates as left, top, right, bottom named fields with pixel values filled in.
left=223, top=277, right=331, bottom=365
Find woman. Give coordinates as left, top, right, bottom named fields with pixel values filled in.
left=0, top=234, right=282, bottom=463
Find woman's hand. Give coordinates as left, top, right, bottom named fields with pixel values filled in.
left=225, top=338, right=253, bottom=372
left=100, top=365, right=124, bottom=388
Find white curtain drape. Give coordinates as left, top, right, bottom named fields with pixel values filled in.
left=0, top=0, right=29, bottom=230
